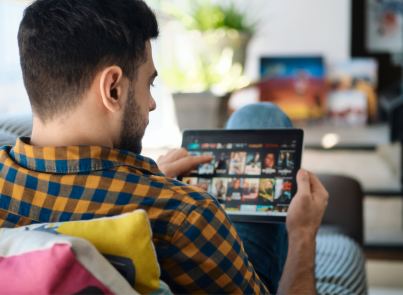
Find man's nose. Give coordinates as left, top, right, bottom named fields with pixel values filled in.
left=149, top=96, right=156, bottom=112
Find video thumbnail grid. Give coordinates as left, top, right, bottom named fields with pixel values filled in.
left=188, top=149, right=296, bottom=177
left=182, top=176, right=292, bottom=215
left=182, top=147, right=296, bottom=215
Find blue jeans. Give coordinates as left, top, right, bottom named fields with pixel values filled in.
left=226, top=102, right=292, bottom=294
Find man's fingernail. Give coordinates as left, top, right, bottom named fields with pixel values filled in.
left=299, top=169, right=308, bottom=176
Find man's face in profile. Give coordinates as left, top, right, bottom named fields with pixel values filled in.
left=120, top=41, right=157, bottom=154
left=234, top=179, right=241, bottom=189
left=264, top=153, right=275, bottom=168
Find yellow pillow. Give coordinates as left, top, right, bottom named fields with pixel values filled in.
left=1, top=210, right=163, bottom=295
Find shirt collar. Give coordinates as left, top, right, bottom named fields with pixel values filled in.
left=8, top=137, right=163, bottom=176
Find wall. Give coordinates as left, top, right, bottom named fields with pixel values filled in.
left=245, top=0, right=351, bottom=80
left=0, top=0, right=30, bottom=114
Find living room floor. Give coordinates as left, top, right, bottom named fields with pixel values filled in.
left=143, top=147, right=403, bottom=294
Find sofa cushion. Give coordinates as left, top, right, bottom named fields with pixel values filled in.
left=0, top=129, right=18, bottom=147
left=315, top=232, right=367, bottom=294
left=0, top=230, right=138, bottom=294
left=0, top=114, right=32, bottom=137
left=0, top=210, right=172, bottom=295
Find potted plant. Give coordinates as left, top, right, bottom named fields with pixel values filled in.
left=157, top=0, right=261, bottom=130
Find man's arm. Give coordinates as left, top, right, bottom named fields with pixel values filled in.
left=278, top=170, right=329, bottom=294
left=278, top=233, right=316, bottom=294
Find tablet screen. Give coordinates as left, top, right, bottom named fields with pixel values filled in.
left=179, top=129, right=304, bottom=223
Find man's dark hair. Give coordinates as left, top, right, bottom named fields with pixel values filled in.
left=18, top=0, right=159, bottom=121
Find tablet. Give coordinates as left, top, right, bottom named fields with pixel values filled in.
left=179, top=129, right=304, bottom=223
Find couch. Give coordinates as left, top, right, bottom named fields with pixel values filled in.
left=0, top=114, right=368, bottom=294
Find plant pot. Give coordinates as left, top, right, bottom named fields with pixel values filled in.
left=172, top=92, right=231, bottom=131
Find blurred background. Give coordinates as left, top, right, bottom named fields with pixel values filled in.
left=1, top=0, right=403, bottom=293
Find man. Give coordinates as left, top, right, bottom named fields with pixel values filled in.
left=264, top=152, right=276, bottom=169
left=286, top=152, right=294, bottom=168
left=214, top=152, right=229, bottom=174
left=0, top=0, right=328, bottom=294
left=226, top=178, right=243, bottom=201
left=212, top=178, right=227, bottom=201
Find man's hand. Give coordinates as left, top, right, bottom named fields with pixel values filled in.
left=157, top=148, right=214, bottom=179
left=286, top=169, right=329, bottom=240
left=278, top=169, right=329, bottom=295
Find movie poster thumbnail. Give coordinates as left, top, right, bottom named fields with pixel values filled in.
left=277, top=206, right=288, bottom=213
left=211, top=178, right=228, bottom=202
left=257, top=205, right=274, bottom=213
left=274, top=178, right=292, bottom=203
left=214, top=152, right=230, bottom=175
left=226, top=178, right=243, bottom=201
left=272, top=206, right=287, bottom=213
left=261, top=152, right=277, bottom=174
left=278, top=151, right=294, bottom=172
left=258, top=178, right=276, bottom=202
left=240, top=205, right=257, bottom=212
left=188, top=151, right=201, bottom=174
left=182, top=177, right=198, bottom=186
left=225, top=206, right=240, bottom=211
left=198, top=178, right=212, bottom=194
left=229, top=152, right=246, bottom=175
left=256, top=205, right=288, bottom=214
left=216, top=143, right=224, bottom=149
left=198, top=152, right=215, bottom=175
left=241, top=178, right=260, bottom=201
left=244, top=152, right=262, bottom=175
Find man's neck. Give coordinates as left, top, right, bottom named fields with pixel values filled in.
left=30, top=111, right=115, bottom=148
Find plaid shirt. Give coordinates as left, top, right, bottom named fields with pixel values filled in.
left=0, top=137, right=269, bottom=294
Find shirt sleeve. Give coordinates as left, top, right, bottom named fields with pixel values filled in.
left=160, top=200, right=270, bottom=294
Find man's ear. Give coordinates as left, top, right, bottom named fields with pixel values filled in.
left=99, top=66, right=126, bottom=113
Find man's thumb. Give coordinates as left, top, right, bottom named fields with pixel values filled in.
left=296, top=168, right=310, bottom=193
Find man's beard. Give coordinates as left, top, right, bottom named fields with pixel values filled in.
left=119, top=87, right=148, bottom=154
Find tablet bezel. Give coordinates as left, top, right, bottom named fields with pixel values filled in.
left=179, top=128, right=304, bottom=223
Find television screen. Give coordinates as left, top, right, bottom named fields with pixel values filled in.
left=259, top=56, right=326, bottom=120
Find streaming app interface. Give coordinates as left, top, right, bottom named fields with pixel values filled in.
left=181, top=131, right=302, bottom=217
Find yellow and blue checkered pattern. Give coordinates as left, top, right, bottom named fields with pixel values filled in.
left=0, top=137, right=269, bottom=294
